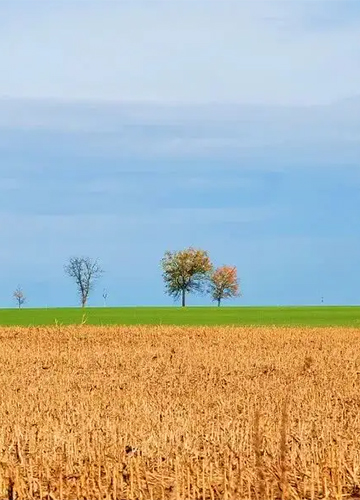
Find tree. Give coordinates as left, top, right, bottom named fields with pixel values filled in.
left=102, top=289, right=108, bottom=307
left=209, top=265, right=240, bottom=306
left=13, top=286, right=26, bottom=309
left=64, top=257, right=103, bottom=307
left=161, top=247, right=213, bottom=307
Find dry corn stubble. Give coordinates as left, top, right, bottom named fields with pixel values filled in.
left=0, top=325, right=360, bottom=499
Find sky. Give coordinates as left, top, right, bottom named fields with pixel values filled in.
left=0, top=0, right=360, bottom=307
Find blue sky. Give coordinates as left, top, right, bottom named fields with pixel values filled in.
left=0, top=1, right=360, bottom=307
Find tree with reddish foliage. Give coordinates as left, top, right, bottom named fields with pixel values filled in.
left=161, top=247, right=213, bottom=307
left=209, top=265, right=240, bottom=306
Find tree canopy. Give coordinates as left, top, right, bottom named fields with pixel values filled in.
left=209, top=265, right=240, bottom=306
left=161, top=247, right=213, bottom=307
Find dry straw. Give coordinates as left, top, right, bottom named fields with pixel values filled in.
left=0, top=325, right=360, bottom=499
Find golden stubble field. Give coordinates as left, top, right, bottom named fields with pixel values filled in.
left=1, top=325, right=360, bottom=500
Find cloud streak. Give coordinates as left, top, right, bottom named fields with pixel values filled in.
left=0, top=97, right=359, bottom=167
left=0, top=1, right=359, bottom=104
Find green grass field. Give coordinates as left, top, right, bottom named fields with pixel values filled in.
left=0, top=306, right=360, bottom=327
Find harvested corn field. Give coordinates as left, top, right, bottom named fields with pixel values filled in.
left=1, top=325, right=360, bottom=499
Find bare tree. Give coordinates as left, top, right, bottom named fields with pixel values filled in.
left=13, top=286, right=26, bottom=309
left=64, top=257, right=103, bottom=307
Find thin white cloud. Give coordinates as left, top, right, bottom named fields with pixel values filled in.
left=0, top=1, right=359, bottom=105
left=0, top=205, right=276, bottom=234
left=0, top=98, right=358, bottom=166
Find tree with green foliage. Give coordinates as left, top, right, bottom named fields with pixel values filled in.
left=161, top=247, right=213, bottom=307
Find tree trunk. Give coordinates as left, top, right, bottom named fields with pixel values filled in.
left=217, top=298, right=221, bottom=307
left=81, top=296, right=87, bottom=308
left=181, top=289, right=186, bottom=307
